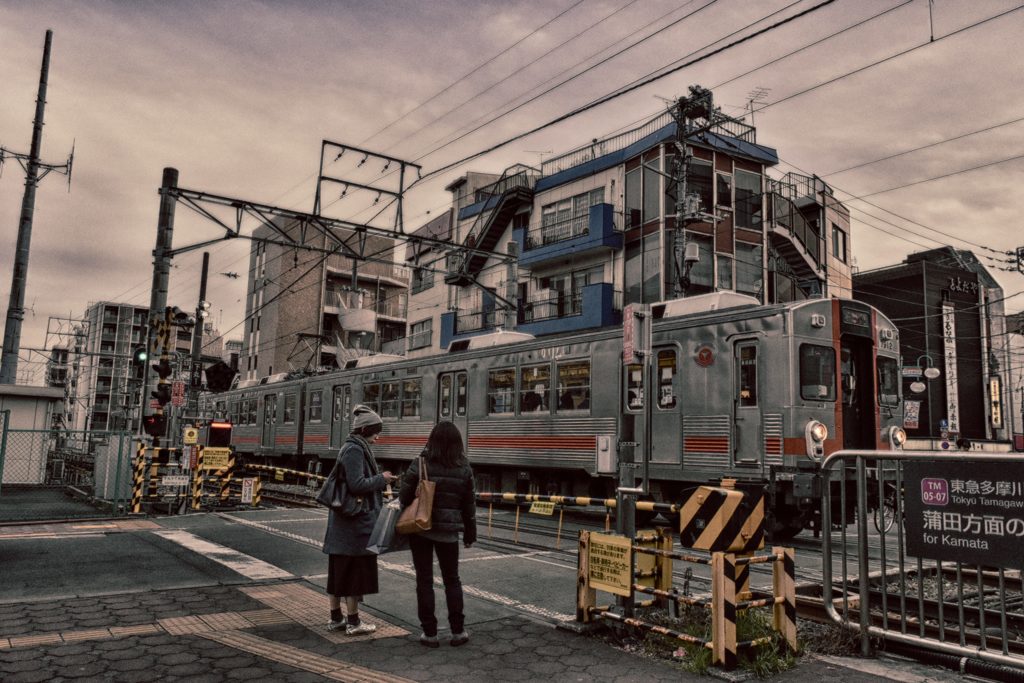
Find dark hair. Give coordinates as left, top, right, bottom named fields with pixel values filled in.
left=355, top=422, right=383, bottom=439
left=424, top=421, right=466, bottom=468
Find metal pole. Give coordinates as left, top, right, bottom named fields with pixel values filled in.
left=0, top=30, right=53, bottom=384
left=187, top=252, right=209, bottom=416
left=140, top=168, right=178, bottom=437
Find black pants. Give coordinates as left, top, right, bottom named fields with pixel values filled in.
left=408, top=534, right=464, bottom=637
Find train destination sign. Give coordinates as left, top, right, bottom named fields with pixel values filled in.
left=588, top=532, right=632, bottom=597
left=904, top=460, right=1024, bottom=568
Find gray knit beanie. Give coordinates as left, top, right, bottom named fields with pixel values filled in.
left=352, top=404, right=383, bottom=430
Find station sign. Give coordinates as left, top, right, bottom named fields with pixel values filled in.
left=904, top=460, right=1024, bottom=568
left=588, top=532, right=632, bottom=597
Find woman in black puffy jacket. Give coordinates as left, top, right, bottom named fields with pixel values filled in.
left=399, top=420, right=476, bottom=648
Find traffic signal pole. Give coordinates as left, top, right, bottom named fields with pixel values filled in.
left=140, top=168, right=178, bottom=438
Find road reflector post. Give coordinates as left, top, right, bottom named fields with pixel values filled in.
left=577, top=530, right=597, bottom=623
left=772, top=546, right=798, bottom=651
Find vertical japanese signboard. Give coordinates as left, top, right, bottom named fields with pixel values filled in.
left=903, top=400, right=920, bottom=430
left=588, top=532, right=633, bottom=596
left=941, top=303, right=959, bottom=435
left=904, top=460, right=1024, bottom=568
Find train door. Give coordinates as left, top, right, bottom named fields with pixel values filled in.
left=330, top=384, right=351, bottom=449
left=840, top=339, right=875, bottom=448
left=733, top=341, right=761, bottom=468
left=438, top=371, right=469, bottom=447
left=651, top=347, right=682, bottom=464
left=261, top=393, right=277, bottom=449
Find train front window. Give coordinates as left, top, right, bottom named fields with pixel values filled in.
left=738, top=346, right=757, bottom=407
left=877, top=357, right=899, bottom=406
left=657, top=350, right=676, bottom=409
left=380, top=382, right=400, bottom=418
left=556, top=361, right=590, bottom=413
left=520, top=364, right=550, bottom=413
left=402, top=379, right=421, bottom=418
left=488, top=368, right=516, bottom=415
left=800, top=344, right=836, bottom=401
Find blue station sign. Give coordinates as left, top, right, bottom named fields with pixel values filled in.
left=904, top=460, right=1024, bottom=568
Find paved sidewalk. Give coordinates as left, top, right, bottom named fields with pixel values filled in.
left=0, top=575, right=967, bottom=682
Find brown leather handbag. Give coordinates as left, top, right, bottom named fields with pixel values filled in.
left=396, top=457, right=435, bottom=534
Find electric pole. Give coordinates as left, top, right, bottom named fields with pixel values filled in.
left=0, top=29, right=74, bottom=384
left=188, top=252, right=211, bottom=417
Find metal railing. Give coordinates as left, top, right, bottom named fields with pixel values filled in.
left=821, top=449, right=1024, bottom=673
left=519, top=290, right=583, bottom=323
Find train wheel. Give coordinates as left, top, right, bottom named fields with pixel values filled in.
left=769, top=507, right=807, bottom=542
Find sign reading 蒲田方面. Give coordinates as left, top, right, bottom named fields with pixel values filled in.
left=904, top=460, right=1024, bottom=568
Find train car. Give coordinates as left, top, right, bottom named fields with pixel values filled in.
left=210, top=293, right=904, bottom=535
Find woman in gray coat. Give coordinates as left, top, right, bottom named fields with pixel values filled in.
left=323, top=405, right=397, bottom=635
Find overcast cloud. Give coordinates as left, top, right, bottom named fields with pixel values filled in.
left=1, top=0, right=1022, bottom=382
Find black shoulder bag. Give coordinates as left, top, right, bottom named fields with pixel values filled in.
left=316, top=461, right=366, bottom=516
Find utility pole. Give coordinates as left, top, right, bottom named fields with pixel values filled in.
left=0, top=30, right=74, bottom=384
left=188, top=253, right=210, bottom=417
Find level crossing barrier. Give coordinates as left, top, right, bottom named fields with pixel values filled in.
left=573, top=485, right=795, bottom=670
left=822, top=449, right=1024, bottom=676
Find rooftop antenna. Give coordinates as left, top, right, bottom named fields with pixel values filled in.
left=745, top=87, right=771, bottom=128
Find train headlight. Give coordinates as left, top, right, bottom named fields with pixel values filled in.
left=809, top=421, right=828, bottom=442
left=888, top=426, right=907, bottom=449
left=804, top=420, right=828, bottom=460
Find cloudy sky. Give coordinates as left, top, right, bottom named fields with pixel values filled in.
left=1, top=0, right=1022, bottom=383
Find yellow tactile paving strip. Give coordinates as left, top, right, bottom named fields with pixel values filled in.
left=0, top=519, right=160, bottom=540
left=240, top=583, right=408, bottom=643
left=0, top=587, right=408, bottom=681
left=200, top=630, right=415, bottom=683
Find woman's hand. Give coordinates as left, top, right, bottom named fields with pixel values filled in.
left=382, top=470, right=398, bottom=484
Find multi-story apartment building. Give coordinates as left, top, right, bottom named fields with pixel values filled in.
left=854, top=247, right=1014, bottom=446
left=405, top=88, right=852, bottom=358
left=239, top=218, right=409, bottom=381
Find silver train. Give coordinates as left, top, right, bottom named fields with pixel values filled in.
left=204, top=293, right=906, bottom=536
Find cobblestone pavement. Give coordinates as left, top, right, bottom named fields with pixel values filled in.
left=0, top=578, right=970, bottom=682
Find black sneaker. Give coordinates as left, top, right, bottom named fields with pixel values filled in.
left=419, top=633, right=439, bottom=648
left=450, top=631, right=469, bottom=647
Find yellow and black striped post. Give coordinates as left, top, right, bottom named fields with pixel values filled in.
left=191, top=447, right=204, bottom=510
left=772, top=546, right=798, bottom=651
left=146, top=450, right=160, bottom=501
left=251, top=477, right=262, bottom=507
left=131, top=442, right=146, bottom=513
left=218, top=450, right=236, bottom=503
left=576, top=530, right=597, bottom=623
left=678, top=485, right=765, bottom=554
left=712, top=551, right=738, bottom=669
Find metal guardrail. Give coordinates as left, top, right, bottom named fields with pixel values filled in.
left=822, top=449, right=1024, bottom=673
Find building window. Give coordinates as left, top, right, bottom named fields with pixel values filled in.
left=411, top=266, right=435, bottom=294
left=625, top=166, right=642, bottom=228
left=716, top=173, right=733, bottom=210
left=716, top=254, right=733, bottom=290
left=735, top=170, right=762, bottom=229
left=409, top=318, right=432, bottom=350
left=488, top=368, right=516, bottom=415
left=539, top=188, right=603, bottom=245
left=643, top=161, right=661, bottom=223
left=687, top=159, right=713, bottom=213
left=736, top=243, right=762, bottom=298
left=832, top=223, right=847, bottom=263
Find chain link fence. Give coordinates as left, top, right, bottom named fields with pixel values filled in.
left=0, top=416, right=134, bottom=523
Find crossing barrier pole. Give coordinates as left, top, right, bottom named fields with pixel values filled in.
left=252, top=477, right=261, bottom=507
left=556, top=505, right=564, bottom=549
left=712, top=551, right=738, bottom=669
left=131, top=442, right=146, bottom=513
left=772, top=546, right=798, bottom=651
left=655, top=527, right=674, bottom=613
left=513, top=503, right=521, bottom=544
left=487, top=502, right=493, bottom=539
left=219, top=451, right=236, bottom=503
left=576, top=530, right=596, bottom=623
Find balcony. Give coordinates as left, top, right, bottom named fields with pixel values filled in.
left=332, top=289, right=407, bottom=331
left=439, top=283, right=622, bottom=349
left=515, top=203, right=622, bottom=268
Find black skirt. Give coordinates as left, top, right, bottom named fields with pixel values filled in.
left=326, top=554, right=379, bottom=597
